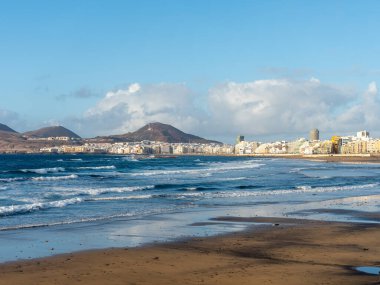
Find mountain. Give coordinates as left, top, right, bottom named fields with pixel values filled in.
left=102, top=122, right=221, bottom=144
left=0, top=123, right=17, bottom=133
left=23, top=126, right=81, bottom=139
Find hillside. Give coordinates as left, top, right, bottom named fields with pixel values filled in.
left=23, top=126, right=81, bottom=139
left=102, top=122, right=221, bottom=144
left=0, top=123, right=17, bottom=133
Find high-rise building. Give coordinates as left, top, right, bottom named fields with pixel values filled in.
left=236, top=135, right=244, bottom=144
left=357, top=130, right=369, bottom=139
left=331, top=136, right=342, bottom=154
left=309, top=129, right=319, bottom=141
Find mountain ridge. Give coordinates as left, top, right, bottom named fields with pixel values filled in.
left=99, top=122, right=222, bottom=144
left=0, top=123, right=17, bottom=133
left=23, top=126, right=81, bottom=139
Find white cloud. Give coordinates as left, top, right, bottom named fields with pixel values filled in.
left=207, top=78, right=357, bottom=136
left=71, top=79, right=380, bottom=141
left=367, top=81, right=377, bottom=94
left=74, top=83, right=204, bottom=137
left=335, top=81, right=379, bottom=132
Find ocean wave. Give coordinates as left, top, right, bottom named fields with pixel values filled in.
left=214, top=177, right=247, bottom=181
left=296, top=185, right=312, bottom=190
left=0, top=204, right=194, bottom=231
left=121, top=156, right=139, bottom=162
left=158, top=183, right=380, bottom=200
left=87, top=195, right=153, bottom=201
left=80, top=185, right=154, bottom=196
left=21, top=167, right=65, bottom=174
left=51, top=185, right=155, bottom=196
left=0, top=197, right=83, bottom=216
left=131, top=160, right=264, bottom=177
left=32, top=174, right=78, bottom=181
left=0, top=177, right=25, bottom=183
left=77, top=165, right=116, bottom=170
left=185, top=187, right=197, bottom=191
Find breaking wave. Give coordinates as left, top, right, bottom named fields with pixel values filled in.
left=77, top=165, right=116, bottom=170
left=32, top=174, right=78, bottom=181
left=0, top=197, right=83, bottom=216
left=155, top=183, right=380, bottom=200
left=131, top=160, right=264, bottom=176
left=21, top=167, right=65, bottom=174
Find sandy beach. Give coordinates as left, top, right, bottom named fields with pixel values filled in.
left=0, top=217, right=379, bottom=285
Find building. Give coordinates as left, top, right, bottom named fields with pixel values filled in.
left=287, top=138, right=306, bottom=154
left=309, top=129, right=319, bottom=141
left=331, top=136, right=342, bottom=154
left=236, top=135, right=244, bottom=144
left=357, top=130, right=369, bottom=140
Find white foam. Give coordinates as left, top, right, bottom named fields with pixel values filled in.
left=186, top=187, right=197, bottom=191
left=121, top=156, right=139, bottom=162
left=172, top=183, right=380, bottom=199
left=0, top=177, right=24, bottom=182
left=296, top=185, right=312, bottom=190
left=21, top=167, right=65, bottom=174
left=52, top=185, right=154, bottom=196
left=131, top=160, right=264, bottom=177
left=32, top=174, right=78, bottom=181
left=0, top=204, right=194, bottom=231
left=77, top=165, right=116, bottom=170
left=215, top=177, right=247, bottom=181
left=88, top=195, right=153, bottom=201
left=0, top=197, right=83, bottom=216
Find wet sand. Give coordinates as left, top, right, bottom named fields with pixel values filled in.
left=0, top=217, right=379, bottom=285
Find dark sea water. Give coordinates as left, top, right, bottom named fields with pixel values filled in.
left=1, top=154, right=380, bottom=261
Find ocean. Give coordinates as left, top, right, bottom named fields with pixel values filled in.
left=0, top=154, right=379, bottom=262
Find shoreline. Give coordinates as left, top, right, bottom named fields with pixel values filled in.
left=0, top=217, right=379, bottom=285
left=2, top=152, right=380, bottom=164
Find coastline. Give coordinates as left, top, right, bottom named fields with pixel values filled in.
left=2, top=152, right=380, bottom=164
left=0, top=217, right=379, bottom=285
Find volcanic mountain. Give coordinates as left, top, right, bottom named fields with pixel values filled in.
left=102, top=122, right=221, bottom=144
left=23, top=126, right=81, bottom=139
left=0, top=123, right=17, bottom=133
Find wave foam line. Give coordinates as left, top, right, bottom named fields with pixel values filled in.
left=0, top=204, right=195, bottom=231
left=0, top=177, right=25, bottom=182
left=32, top=174, right=78, bottom=181
left=0, top=197, right=83, bottom=216
left=21, top=167, right=65, bottom=174
left=77, top=165, right=116, bottom=170
left=162, top=183, right=380, bottom=199
left=52, top=185, right=155, bottom=196
left=87, top=195, right=153, bottom=201
left=131, top=161, right=264, bottom=177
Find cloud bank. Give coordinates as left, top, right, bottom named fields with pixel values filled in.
left=72, top=78, right=380, bottom=140
left=73, top=83, right=205, bottom=137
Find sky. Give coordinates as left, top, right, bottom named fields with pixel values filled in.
left=1, top=0, right=380, bottom=143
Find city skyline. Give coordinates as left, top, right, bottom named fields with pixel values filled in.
left=1, top=1, right=380, bottom=142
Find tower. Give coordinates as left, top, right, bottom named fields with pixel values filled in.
left=309, top=129, right=319, bottom=141
left=236, top=135, right=244, bottom=144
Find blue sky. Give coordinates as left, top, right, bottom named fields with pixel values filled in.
left=1, top=1, right=380, bottom=141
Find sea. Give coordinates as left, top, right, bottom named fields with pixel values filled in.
left=1, top=154, right=380, bottom=262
